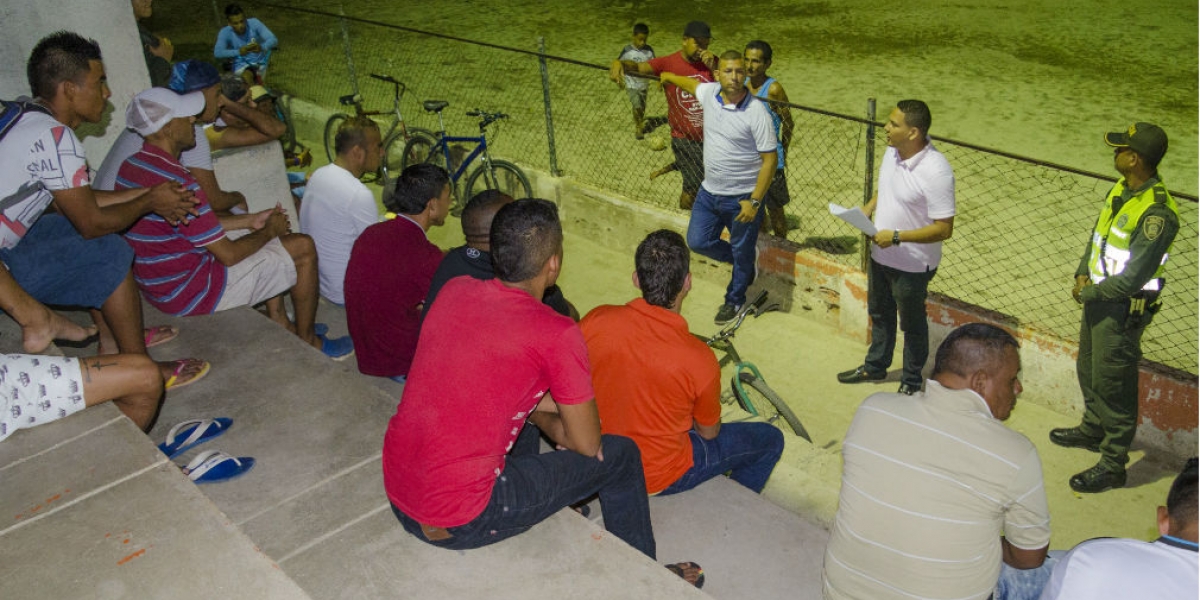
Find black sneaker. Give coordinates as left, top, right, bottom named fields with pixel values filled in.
left=715, top=303, right=740, bottom=325
left=897, top=382, right=921, bottom=395
left=1069, top=463, right=1126, bottom=493
left=1049, top=427, right=1102, bottom=452
left=837, top=366, right=887, bottom=384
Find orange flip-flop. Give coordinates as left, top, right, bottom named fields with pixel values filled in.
left=165, top=358, right=211, bottom=390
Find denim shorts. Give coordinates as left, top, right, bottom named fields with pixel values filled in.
left=0, top=214, right=133, bottom=308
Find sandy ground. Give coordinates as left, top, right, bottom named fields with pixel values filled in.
left=148, top=0, right=1193, bottom=555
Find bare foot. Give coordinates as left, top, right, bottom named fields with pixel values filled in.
left=21, top=304, right=96, bottom=354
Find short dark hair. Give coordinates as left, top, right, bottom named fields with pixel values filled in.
left=27, top=31, right=102, bottom=100
left=461, top=189, right=513, bottom=243
left=719, top=50, right=743, bottom=63
left=224, top=3, right=244, bottom=18
left=386, top=163, right=450, bottom=214
left=1167, top=457, right=1198, bottom=528
left=633, top=23, right=649, bottom=35
left=744, top=40, right=773, bottom=63
left=333, top=115, right=380, bottom=156
left=636, top=230, right=690, bottom=308
left=897, top=99, right=932, bottom=136
left=490, top=198, right=562, bottom=283
left=931, top=323, right=1019, bottom=379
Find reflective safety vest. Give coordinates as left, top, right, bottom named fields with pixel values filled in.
left=1087, top=180, right=1177, bottom=292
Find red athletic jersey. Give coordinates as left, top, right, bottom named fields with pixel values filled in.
left=382, top=277, right=594, bottom=526
left=646, top=51, right=713, bottom=141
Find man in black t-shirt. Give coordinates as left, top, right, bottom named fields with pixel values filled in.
left=424, top=190, right=576, bottom=319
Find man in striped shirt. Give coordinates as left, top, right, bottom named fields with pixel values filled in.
left=823, top=323, right=1050, bottom=600
left=115, top=88, right=352, bottom=359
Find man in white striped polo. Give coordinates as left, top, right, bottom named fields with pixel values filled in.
left=823, top=323, right=1050, bottom=600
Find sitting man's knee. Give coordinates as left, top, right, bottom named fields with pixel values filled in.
left=601, top=434, right=641, bottom=462
left=283, top=233, right=316, bottom=260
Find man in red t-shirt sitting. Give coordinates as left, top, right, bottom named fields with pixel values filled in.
left=382, top=200, right=703, bottom=587
left=611, top=21, right=715, bottom=210
left=581, top=229, right=783, bottom=495
left=344, top=164, right=451, bottom=381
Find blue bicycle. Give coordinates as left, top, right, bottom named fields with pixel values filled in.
left=399, top=100, right=532, bottom=212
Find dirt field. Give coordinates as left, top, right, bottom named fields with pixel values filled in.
left=339, top=0, right=1198, bottom=192
left=150, top=0, right=1194, bottom=559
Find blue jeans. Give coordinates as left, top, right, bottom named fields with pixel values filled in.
left=658, top=423, right=784, bottom=495
left=686, top=186, right=763, bottom=307
left=864, top=258, right=936, bottom=388
left=391, top=431, right=656, bottom=559
left=993, top=552, right=1062, bottom=600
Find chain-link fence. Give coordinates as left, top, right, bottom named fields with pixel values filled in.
left=193, top=3, right=1197, bottom=375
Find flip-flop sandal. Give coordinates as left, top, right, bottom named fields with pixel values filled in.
left=157, top=418, right=233, bottom=459
left=313, top=323, right=328, bottom=337
left=181, top=450, right=255, bottom=484
left=144, top=325, right=179, bottom=348
left=665, top=562, right=705, bottom=589
left=165, top=358, right=211, bottom=390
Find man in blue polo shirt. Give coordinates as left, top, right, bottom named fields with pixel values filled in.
left=660, top=50, right=777, bottom=324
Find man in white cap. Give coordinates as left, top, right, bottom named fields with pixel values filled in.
left=115, top=88, right=353, bottom=359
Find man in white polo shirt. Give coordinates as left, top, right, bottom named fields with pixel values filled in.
left=660, top=50, right=777, bottom=324
left=837, top=99, right=955, bottom=395
left=824, top=323, right=1050, bottom=600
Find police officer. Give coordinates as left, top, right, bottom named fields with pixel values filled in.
left=1050, top=122, right=1178, bottom=493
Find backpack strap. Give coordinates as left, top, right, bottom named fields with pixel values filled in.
left=0, top=100, right=52, bottom=143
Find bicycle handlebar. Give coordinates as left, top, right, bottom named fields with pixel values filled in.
left=368, top=73, right=406, bottom=97
left=465, top=109, right=510, bottom=128
left=705, top=290, right=778, bottom=346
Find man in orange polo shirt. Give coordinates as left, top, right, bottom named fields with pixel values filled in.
left=581, top=229, right=783, bottom=495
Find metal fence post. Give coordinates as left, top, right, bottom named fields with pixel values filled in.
left=861, top=98, right=876, bottom=273
left=338, top=6, right=359, bottom=95
left=538, top=37, right=561, bottom=177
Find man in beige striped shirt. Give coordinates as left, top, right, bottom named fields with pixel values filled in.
left=823, top=323, right=1050, bottom=600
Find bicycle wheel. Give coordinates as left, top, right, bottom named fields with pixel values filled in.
left=464, top=159, right=533, bottom=201
left=732, top=372, right=810, bottom=441
left=323, top=113, right=349, bottom=163
left=386, top=129, right=437, bottom=180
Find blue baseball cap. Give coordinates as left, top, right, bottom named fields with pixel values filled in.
left=168, top=60, right=221, bottom=93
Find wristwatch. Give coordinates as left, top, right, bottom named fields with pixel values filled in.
left=892, top=230, right=901, bottom=246
left=750, top=198, right=762, bottom=209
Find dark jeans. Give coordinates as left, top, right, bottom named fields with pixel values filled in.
left=659, top=423, right=784, bottom=495
left=864, top=259, right=936, bottom=388
left=391, top=429, right=656, bottom=559
left=687, top=186, right=764, bottom=307
left=1077, top=300, right=1150, bottom=470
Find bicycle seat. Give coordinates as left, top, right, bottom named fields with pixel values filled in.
left=422, top=100, right=450, bottom=113
left=338, top=94, right=358, bottom=106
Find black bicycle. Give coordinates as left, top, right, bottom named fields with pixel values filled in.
left=323, top=73, right=435, bottom=190
left=698, top=290, right=810, bottom=440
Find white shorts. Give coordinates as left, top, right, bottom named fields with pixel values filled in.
left=0, top=355, right=84, bottom=442
left=214, top=235, right=297, bottom=312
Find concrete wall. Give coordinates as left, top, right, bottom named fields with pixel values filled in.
left=0, top=0, right=150, bottom=163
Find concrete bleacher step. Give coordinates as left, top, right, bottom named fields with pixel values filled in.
left=2, top=302, right=830, bottom=598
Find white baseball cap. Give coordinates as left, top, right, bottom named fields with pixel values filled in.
left=126, top=87, right=205, bottom=137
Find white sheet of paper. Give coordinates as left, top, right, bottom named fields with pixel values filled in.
left=829, top=203, right=877, bottom=236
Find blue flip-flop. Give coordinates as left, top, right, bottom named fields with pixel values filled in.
left=314, top=323, right=328, bottom=337
left=181, top=450, right=255, bottom=484
left=158, top=418, right=233, bottom=459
